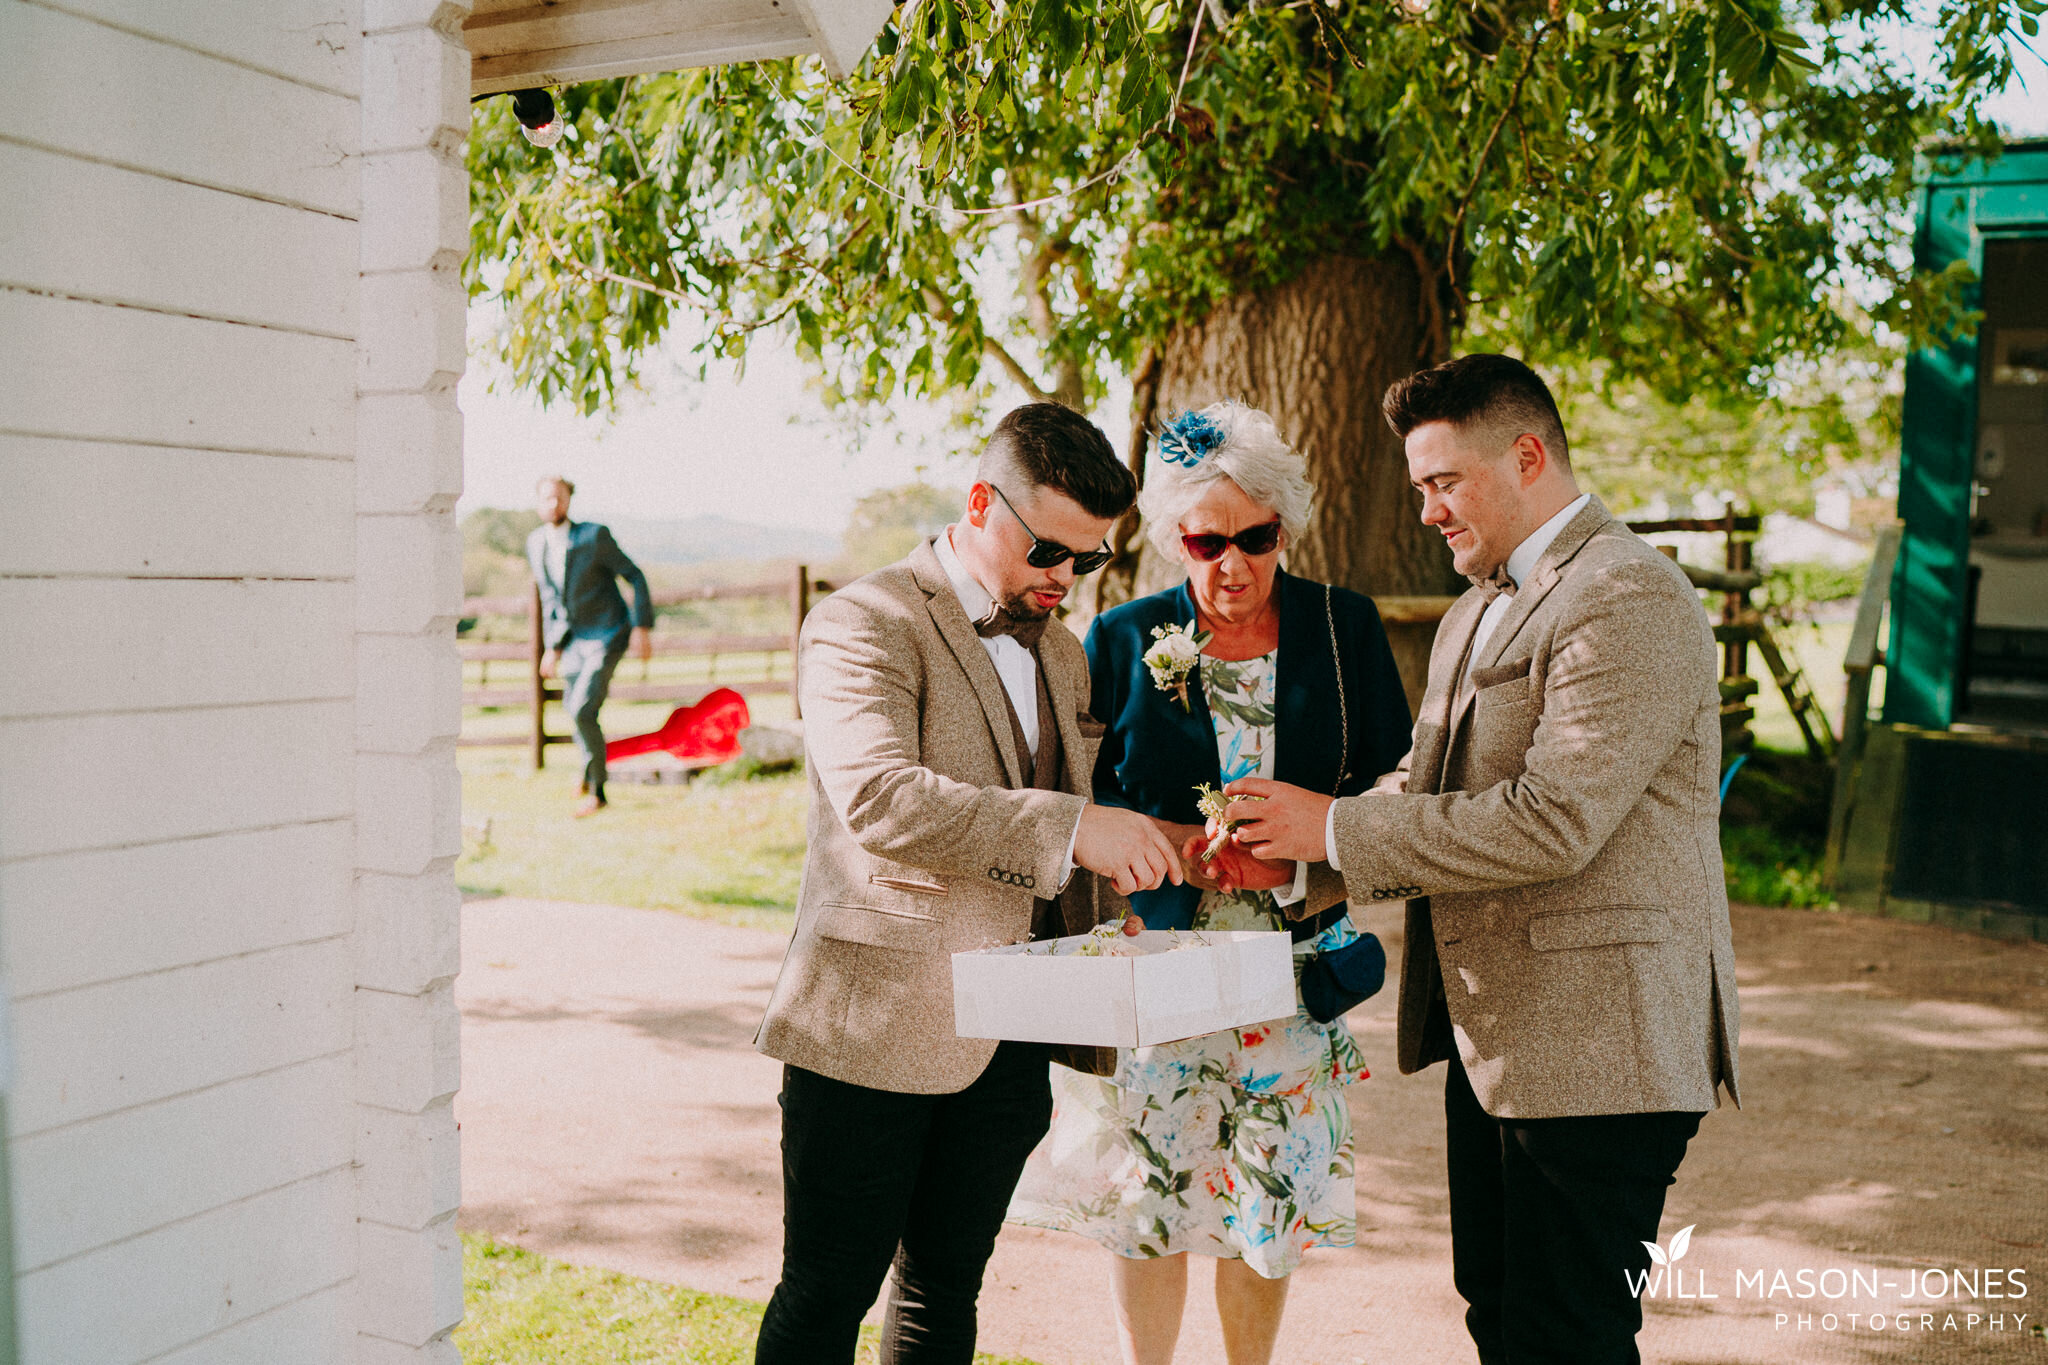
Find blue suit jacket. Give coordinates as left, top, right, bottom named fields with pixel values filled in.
left=1085, top=570, right=1414, bottom=932
left=525, top=521, right=655, bottom=652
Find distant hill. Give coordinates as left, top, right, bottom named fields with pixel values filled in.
left=593, top=515, right=840, bottom=566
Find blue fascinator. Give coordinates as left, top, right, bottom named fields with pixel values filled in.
left=1156, top=410, right=1227, bottom=468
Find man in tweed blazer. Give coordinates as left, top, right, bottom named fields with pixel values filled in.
left=754, top=403, right=1181, bottom=1365
left=1227, top=355, right=1739, bottom=1365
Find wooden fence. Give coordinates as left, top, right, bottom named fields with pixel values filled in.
left=1628, top=510, right=1833, bottom=759
left=1360, top=510, right=1836, bottom=760
left=459, top=514, right=1830, bottom=771
left=458, top=564, right=830, bottom=768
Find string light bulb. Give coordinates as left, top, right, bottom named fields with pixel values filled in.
left=510, top=88, right=565, bottom=149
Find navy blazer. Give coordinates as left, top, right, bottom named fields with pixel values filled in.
left=1085, top=570, right=1414, bottom=932
left=525, top=521, right=656, bottom=652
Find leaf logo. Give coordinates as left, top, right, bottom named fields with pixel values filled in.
left=1643, top=1224, right=1695, bottom=1267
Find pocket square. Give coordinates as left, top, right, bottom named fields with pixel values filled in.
left=1469, top=656, right=1533, bottom=690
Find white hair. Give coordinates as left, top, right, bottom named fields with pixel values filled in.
left=1138, top=400, right=1316, bottom=562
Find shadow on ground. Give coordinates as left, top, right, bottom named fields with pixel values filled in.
left=457, top=897, right=2048, bottom=1364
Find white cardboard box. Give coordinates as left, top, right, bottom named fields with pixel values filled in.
left=952, top=929, right=1296, bottom=1048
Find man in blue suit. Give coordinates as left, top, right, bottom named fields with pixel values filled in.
left=526, top=476, right=654, bottom=816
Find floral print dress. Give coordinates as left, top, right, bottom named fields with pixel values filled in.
left=1006, top=650, right=1369, bottom=1278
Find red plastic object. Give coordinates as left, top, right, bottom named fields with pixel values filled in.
left=604, top=687, right=751, bottom=765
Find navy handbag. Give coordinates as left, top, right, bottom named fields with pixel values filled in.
left=1296, top=583, right=1390, bottom=1025
left=1298, top=931, right=1387, bottom=1023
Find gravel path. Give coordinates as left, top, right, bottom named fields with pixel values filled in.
left=456, top=898, right=2048, bottom=1363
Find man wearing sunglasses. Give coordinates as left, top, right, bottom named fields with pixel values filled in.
left=755, top=402, right=1183, bottom=1365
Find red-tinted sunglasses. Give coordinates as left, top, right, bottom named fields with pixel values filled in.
left=1181, top=521, right=1283, bottom=562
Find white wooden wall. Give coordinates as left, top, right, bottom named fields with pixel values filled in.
left=0, top=0, right=469, bottom=1359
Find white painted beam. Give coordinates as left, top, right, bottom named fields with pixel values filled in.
left=790, top=0, right=893, bottom=79
left=464, top=0, right=891, bottom=95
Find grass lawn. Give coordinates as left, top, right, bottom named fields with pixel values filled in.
left=458, top=745, right=806, bottom=933
left=1719, top=745, right=1836, bottom=908
left=458, top=618, right=1855, bottom=927
left=458, top=1235, right=1043, bottom=1365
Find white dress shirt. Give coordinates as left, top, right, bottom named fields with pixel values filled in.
left=935, top=528, right=1081, bottom=883
left=935, top=527, right=1044, bottom=754
left=540, top=520, right=571, bottom=589
left=1324, top=493, right=1590, bottom=870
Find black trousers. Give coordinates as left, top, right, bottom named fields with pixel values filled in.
left=755, top=1042, right=1054, bottom=1365
left=1445, top=1056, right=1703, bottom=1365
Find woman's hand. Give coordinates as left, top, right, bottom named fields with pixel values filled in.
left=1185, top=832, right=1295, bottom=895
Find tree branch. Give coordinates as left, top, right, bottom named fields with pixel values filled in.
left=1097, top=344, right=1161, bottom=613
left=1446, top=20, right=1553, bottom=286
left=921, top=286, right=1054, bottom=403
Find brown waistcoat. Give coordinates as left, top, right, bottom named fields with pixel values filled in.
left=1001, top=650, right=1115, bottom=1075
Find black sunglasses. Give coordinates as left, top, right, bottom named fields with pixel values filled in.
left=1180, top=521, right=1284, bottom=562
left=988, top=485, right=1115, bottom=575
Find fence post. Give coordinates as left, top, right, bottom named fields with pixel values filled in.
left=529, top=581, right=545, bottom=771
left=1722, top=506, right=1751, bottom=682
left=791, top=563, right=810, bottom=719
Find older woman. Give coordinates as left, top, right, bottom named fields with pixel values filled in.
left=1007, top=402, right=1413, bottom=1365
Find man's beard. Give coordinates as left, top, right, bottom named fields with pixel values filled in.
left=996, top=588, right=1058, bottom=620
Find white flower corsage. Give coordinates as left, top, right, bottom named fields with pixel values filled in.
left=1143, top=620, right=1209, bottom=711
left=1194, top=783, right=1265, bottom=863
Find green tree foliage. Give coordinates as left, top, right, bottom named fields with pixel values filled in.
left=467, top=0, right=2036, bottom=421
left=1562, top=350, right=1900, bottom=513
left=461, top=507, right=541, bottom=600
left=837, top=481, right=968, bottom=573
left=464, top=506, right=543, bottom=558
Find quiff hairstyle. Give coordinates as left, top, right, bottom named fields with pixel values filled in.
left=977, top=403, right=1136, bottom=520
left=1381, top=354, right=1570, bottom=468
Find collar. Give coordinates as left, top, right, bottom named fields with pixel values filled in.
left=935, top=525, right=997, bottom=621
left=1503, top=492, right=1591, bottom=589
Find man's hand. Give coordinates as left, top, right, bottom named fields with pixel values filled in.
left=1184, top=833, right=1297, bottom=894
left=1075, top=805, right=1185, bottom=896
left=539, top=648, right=560, bottom=679
left=1150, top=821, right=1220, bottom=892
left=629, top=626, right=653, bottom=663
left=1223, top=778, right=1333, bottom=863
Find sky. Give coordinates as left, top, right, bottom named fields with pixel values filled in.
left=458, top=37, right=2048, bottom=536
left=456, top=319, right=1042, bottom=535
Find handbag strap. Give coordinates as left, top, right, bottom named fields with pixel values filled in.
left=1326, top=583, right=1348, bottom=798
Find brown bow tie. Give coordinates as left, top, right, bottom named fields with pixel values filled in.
left=1470, top=563, right=1517, bottom=603
left=975, top=605, right=1048, bottom=649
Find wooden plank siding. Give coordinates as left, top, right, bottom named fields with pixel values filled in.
left=0, top=291, right=357, bottom=457
left=0, top=823, right=353, bottom=1000
left=14, top=1170, right=356, bottom=1365
left=18, top=0, right=365, bottom=96
left=0, top=580, right=354, bottom=716
left=0, top=436, right=357, bottom=579
left=10, top=1054, right=353, bottom=1271
left=0, top=3, right=360, bottom=217
left=0, top=1, right=376, bottom=1360
left=0, top=140, right=359, bottom=336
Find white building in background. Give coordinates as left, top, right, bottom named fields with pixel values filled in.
left=0, top=2, right=887, bottom=1360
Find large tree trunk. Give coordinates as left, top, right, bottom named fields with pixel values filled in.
left=1141, top=253, right=1463, bottom=709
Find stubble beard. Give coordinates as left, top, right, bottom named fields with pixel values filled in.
left=998, top=587, right=1059, bottom=620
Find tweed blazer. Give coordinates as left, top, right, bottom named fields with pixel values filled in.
left=755, top=538, right=1116, bottom=1094
left=1331, top=498, right=1741, bottom=1119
